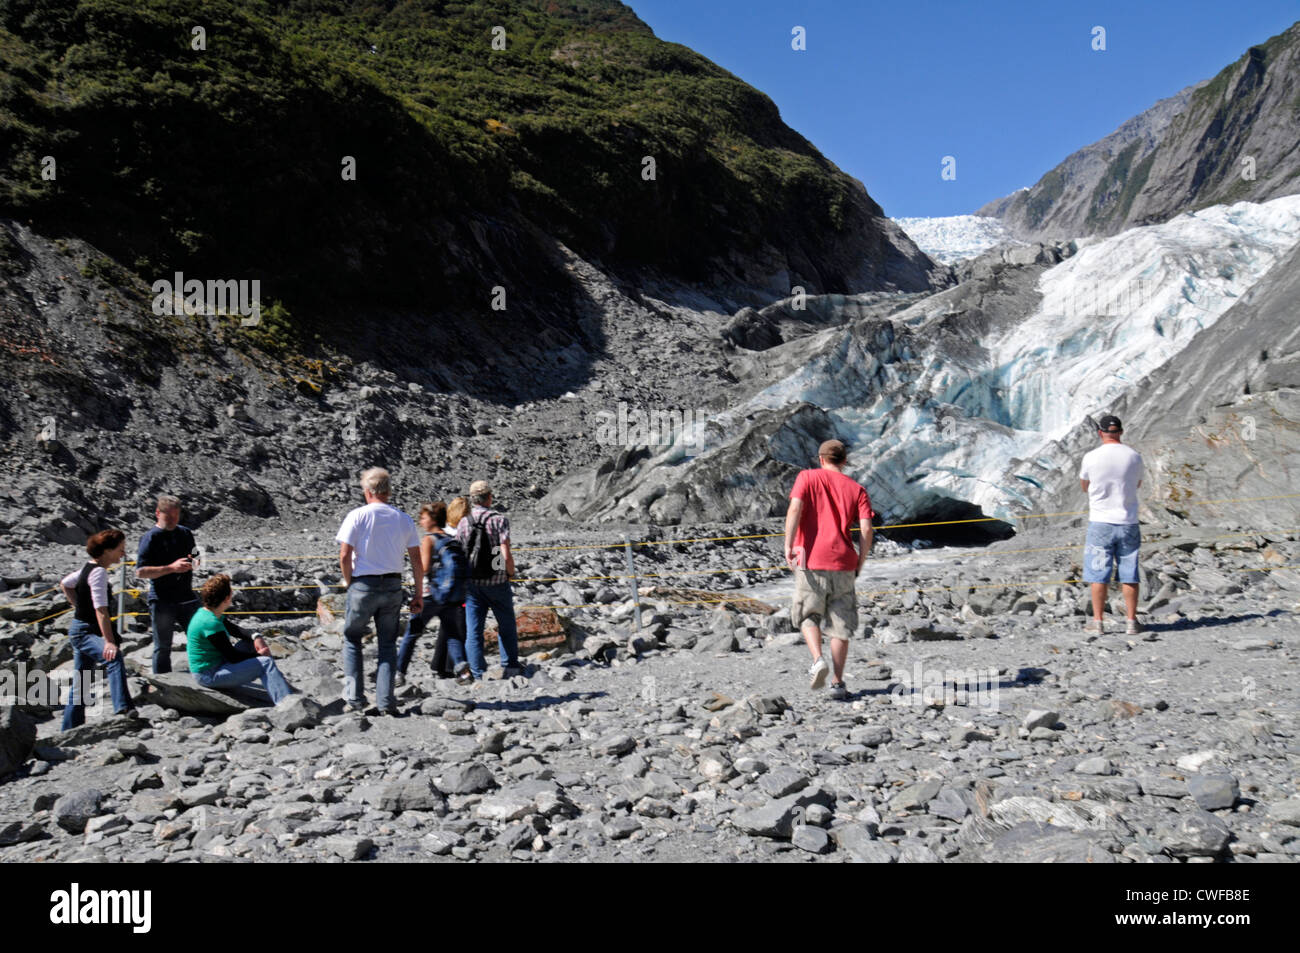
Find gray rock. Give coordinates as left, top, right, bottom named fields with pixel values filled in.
left=53, top=789, right=105, bottom=833
left=141, top=672, right=265, bottom=715
left=791, top=824, right=832, bottom=854
left=438, top=762, right=497, bottom=795
left=179, top=783, right=224, bottom=808
left=892, top=779, right=943, bottom=811
left=758, top=766, right=809, bottom=799
left=1137, top=775, right=1188, bottom=798
left=380, top=778, right=447, bottom=815
left=982, top=821, right=1117, bottom=863
left=605, top=816, right=640, bottom=840
left=731, top=785, right=835, bottom=839
left=1022, top=709, right=1060, bottom=731
left=898, top=843, right=940, bottom=863
left=1268, top=798, right=1300, bottom=826
left=849, top=725, right=892, bottom=747
left=693, top=631, right=738, bottom=654
left=341, top=743, right=382, bottom=765
left=931, top=787, right=971, bottom=821
left=1075, top=757, right=1113, bottom=776
left=324, top=835, right=373, bottom=861
left=590, top=732, right=636, bottom=757
left=1156, top=810, right=1232, bottom=857
left=0, top=819, right=44, bottom=845
left=266, top=695, right=323, bottom=733
left=0, top=706, right=37, bottom=777
left=1186, top=774, right=1239, bottom=811
left=476, top=795, right=534, bottom=823
left=804, top=804, right=832, bottom=827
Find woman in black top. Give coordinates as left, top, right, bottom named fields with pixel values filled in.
left=58, top=529, right=136, bottom=729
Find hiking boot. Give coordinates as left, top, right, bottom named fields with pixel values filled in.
left=394, top=673, right=405, bottom=688
left=830, top=681, right=849, bottom=701
left=1125, top=619, right=1142, bottom=636
left=808, top=655, right=829, bottom=690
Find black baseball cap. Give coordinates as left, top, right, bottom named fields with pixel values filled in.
left=1098, top=415, right=1123, bottom=433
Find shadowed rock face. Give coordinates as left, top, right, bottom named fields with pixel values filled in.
left=980, top=21, right=1300, bottom=241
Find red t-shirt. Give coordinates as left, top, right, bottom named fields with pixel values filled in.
left=790, top=468, right=874, bottom=571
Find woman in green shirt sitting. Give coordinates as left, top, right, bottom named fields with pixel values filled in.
left=186, top=574, right=294, bottom=704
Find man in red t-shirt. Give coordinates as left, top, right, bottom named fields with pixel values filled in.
left=783, top=439, right=874, bottom=699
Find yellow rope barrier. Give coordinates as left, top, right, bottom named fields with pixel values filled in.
left=0, top=586, right=58, bottom=610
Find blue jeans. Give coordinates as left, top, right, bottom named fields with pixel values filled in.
left=465, top=582, right=519, bottom=678
left=194, top=649, right=294, bottom=705
left=1082, top=521, right=1141, bottom=584
left=149, top=597, right=199, bottom=674
left=342, top=577, right=403, bottom=709
left=397, top=602, right=468, bottom=675
left=62, top=619, right=132, bottom=730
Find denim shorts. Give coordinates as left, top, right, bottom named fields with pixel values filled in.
left=1082, top=521, right=1141, bottom=584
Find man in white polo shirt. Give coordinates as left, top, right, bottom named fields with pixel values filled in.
left=336, top=467, right=422, bottom=714
left=1079, top=415, right=1144, bottom=635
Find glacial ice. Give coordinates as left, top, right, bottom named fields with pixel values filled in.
left=732, top=195, right=1300, bottom=523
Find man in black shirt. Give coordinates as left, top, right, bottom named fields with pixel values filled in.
left=135, top=494, right=200, bottom=674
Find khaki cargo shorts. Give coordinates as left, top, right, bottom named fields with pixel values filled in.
left=791, top=568, right=858, bottom=641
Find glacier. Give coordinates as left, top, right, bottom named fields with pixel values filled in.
left=735, top=195, right=1300, bottom=523
left=891, top=214, right=1025, bottom=264
left=543, top=195, right=1300, bottom=529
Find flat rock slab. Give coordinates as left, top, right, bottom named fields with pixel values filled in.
left=141, top=673, right=269, bottom=716
left=982, top=821, right=1117, bottom=863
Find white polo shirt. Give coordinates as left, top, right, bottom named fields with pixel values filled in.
left=1079, top=442, right=1143, bottom=524
left=336, top=502, right=420, bottom=576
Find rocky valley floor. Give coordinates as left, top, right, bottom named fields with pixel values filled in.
left=1, top=521, right=1297, bottom=863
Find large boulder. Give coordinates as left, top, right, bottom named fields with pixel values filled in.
left=139, top=673, right=267, bottom=716
left=0, top=706, right=37, bottom=778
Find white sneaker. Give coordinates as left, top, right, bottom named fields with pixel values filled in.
left=1083, top=620, right=1104, bottom=636
left=1125, top=619, right=1142, bottom=635
left=809, top=656, right=829, bottom=690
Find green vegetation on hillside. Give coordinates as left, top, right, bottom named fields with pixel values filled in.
left=0, top=0, right=885, bottom=339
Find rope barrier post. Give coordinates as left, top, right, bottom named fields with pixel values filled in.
left=117, top=560, right=127, bottom=629
left=623, top=534, right=641, bottom=632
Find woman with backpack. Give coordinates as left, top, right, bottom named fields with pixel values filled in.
left=396, top=501, right=471, bottom=683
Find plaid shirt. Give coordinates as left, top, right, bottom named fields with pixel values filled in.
left=455, top=505, right=511, bottom=586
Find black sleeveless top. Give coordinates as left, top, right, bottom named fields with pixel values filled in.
left=73, top=562, right=116, bottom=636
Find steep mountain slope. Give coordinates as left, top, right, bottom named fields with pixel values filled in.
left=0, top=0, right=941, bottom=380
left=978, top=21, right=1300, bottom=240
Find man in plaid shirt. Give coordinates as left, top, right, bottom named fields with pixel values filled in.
left=455, top=480, right=522, bottom=678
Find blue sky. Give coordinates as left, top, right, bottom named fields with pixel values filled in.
left=626, top=0, right=1300, bottom=218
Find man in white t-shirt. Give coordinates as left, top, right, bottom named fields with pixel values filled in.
left=1079, top=415, right=1144, bottom=635
left=336, top=467, right=422, bottom=714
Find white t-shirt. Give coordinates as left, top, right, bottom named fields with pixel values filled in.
left=62, top=564, right=109, bottom=609
left=336, top=502, right=420, bottom=576
left=1079, top=442, right=1143, bottom=524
